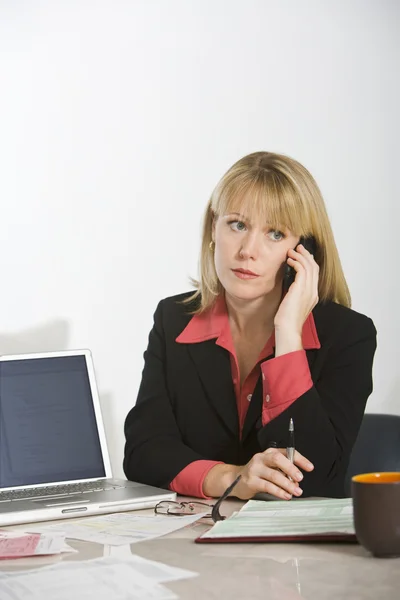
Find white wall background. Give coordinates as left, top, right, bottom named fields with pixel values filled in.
left=0, top=0, right=398, bottom=477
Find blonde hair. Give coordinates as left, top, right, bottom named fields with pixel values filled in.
left=188, top=151, right=350, bottom=313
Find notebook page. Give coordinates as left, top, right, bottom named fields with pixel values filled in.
left=201, top=498, right=355, bottom=539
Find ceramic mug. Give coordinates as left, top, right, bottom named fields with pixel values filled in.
left=351, top=472, right=400, bottom=558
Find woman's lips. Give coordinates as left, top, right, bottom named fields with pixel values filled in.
left=231, top=269, right=259, bottom=280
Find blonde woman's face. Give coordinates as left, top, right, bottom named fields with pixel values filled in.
left=212, top=212, right=299, bottom=301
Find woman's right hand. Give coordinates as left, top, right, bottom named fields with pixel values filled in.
left=232, top=447, right=314, bottom=500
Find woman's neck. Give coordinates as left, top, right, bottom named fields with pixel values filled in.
left=224, top=287, right=282, bottom=336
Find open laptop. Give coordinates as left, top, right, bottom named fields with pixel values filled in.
left=0, top=350, right=175, bottom=526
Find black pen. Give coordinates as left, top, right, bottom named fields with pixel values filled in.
left=287, top=418, right=295, bottom=481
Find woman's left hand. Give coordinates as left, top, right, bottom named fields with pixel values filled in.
left=274, top=243, right=319, bottom=338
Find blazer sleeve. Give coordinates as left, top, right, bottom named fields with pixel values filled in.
left=257, top=315, right=377, bottom=497
left=123, top=300, right=207, bottom=489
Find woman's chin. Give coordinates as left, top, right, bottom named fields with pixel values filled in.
left=223, top=281, right=276, bottom=302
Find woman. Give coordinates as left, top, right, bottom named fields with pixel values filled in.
left=123, top=151, right=377, bottom=500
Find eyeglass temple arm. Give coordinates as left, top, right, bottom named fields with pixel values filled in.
left=211, top=474, right=242, bottom=522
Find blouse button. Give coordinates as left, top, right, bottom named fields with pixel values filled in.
left=265, top=394, right=271, bottom=403
left=247, top=394, right=252, bottom=402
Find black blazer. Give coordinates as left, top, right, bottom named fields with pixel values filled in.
left=123, top=292, right=377, bottom=498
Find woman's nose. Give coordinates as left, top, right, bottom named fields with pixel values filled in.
left=238, top=233, right=260, bottom=259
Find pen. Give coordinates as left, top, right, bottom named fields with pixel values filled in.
left=287, top=418, right=295, bottom=481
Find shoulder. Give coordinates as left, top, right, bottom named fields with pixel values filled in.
left=313, top=301, right=377, bottom=345
left=151, top=291, right=198, bottom=335
left=159, top=291, right=198, bottom=307
left=156, top=291, right=198, bottom=316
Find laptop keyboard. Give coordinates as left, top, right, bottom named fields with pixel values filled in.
left=0, top=481, right=125, bottom=501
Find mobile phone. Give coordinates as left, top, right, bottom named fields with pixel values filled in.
left=282, top=236, right=317, bottom=294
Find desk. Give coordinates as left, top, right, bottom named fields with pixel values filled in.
left=1, top=498, right=399, bottom=599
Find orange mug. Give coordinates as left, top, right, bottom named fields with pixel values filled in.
left=351, top=472, right=400, bottom=558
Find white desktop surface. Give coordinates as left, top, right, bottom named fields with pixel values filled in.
left=0, top=497, right=399, bottom=599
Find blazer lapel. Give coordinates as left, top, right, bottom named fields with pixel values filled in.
left=187, top=341, right=239, bottom=437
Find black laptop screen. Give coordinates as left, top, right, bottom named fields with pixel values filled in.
left=0, top=355, right=106, bottom=488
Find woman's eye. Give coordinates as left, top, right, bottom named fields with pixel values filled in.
left=228, top=220, right=247, bottom=232
left=268, top=230, right=284, bottom=241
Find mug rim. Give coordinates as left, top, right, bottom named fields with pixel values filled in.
left=352, top=471, right=400, bottom=484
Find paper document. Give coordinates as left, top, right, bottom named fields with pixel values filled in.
left=0, top=530, right=74, bottom=559
left=34, top=532, right=74, bottom=555
left=199, top=498, right=355, bottom=540
left=30, top=512, right=205, bottom=546
left=240, top=497, right=353, bottom=518
left=0, top=531, right=40, bottom=559
left=121, top=554, right=198, bottom=583
left=0, top=554, right=197, bottom=600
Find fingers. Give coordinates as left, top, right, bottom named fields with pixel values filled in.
left=239, top=473, right=294, bottom=501
left=292, top=449, right=314, bottom=472
left=257, top=480, right=295, bottom=501
left=293, top=245, right=319, bottom=284
left=297, top=243, right=316, bottom=261
left=287, top=244, right=319, bottom=305
left=287, top=245, right=319, bottom=274
left=238, top=449, right=315, bottom=501
left=264, top=448, right=305, bottom=482
left=297, top=243, right=320, bottom=298
left=259, top=464, right=304, bottom=498
left=273, top=448, right=314, bottom=473
left=252, top=451, right=305, bottom=498
left=242, top=466, right=301, bottom=500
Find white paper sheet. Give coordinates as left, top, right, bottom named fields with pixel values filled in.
left=30, top=512, right=204, bottom=546
left=34, top=532, right=71, bottom=555
left=0, top=555, right=197, bottom=600
left=119, top=554, right=197, bottom=583
left=41, top=554, right=198, bottom=583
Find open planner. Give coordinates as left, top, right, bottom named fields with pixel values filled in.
left=196, top=498, right=356, bottom=544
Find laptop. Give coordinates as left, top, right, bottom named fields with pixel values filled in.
left=0, top=350, right=175, bottom=526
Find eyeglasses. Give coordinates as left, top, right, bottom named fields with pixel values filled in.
left=154, top=500, right=213, bottom=519
left=154, top=474, right=242, bottom=523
